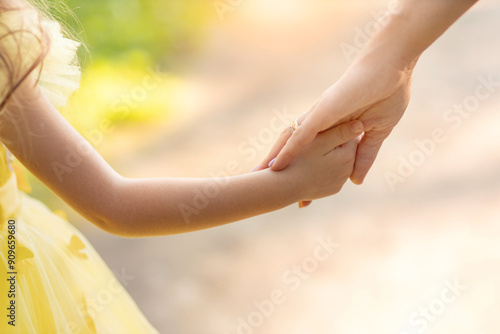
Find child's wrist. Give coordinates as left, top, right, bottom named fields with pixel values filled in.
left=274, top=167, right=307, bottom=204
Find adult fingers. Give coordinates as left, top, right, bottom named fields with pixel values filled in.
left=271, top=90, right=360, bottom=171
left=349, top=130, right=390, bottom=185
left=254, top=127, right=292, bottom=171
left=270, top=115, right=323, bottom=171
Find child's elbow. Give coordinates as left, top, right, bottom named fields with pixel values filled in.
left=85, top=178, right=140, bottom=237
left=92, top=210, right=140, bottom=238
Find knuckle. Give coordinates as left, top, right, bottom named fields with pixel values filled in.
left=339, top=124, right=352, bottom=141
left=291, top=126, right=305, bottom=142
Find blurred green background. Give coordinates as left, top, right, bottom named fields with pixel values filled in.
left=53, top=0, right=212, bottom=128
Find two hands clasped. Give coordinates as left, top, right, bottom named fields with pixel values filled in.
left=252, top=48, right=414, bottom=208
left=254, top=118, right=365, bottom=208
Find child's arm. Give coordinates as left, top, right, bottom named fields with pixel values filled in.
left=0, top=78, right=363, bottom=237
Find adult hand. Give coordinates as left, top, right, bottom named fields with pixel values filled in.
left=256, top=54, right=414, bottom=185
left=256, top=0, right=480, bottom=185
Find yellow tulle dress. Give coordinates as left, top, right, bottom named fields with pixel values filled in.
left=0, top=4, right=159, bottom=334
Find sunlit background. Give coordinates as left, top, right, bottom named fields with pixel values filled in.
left=29, top=0, right=500, bottom=333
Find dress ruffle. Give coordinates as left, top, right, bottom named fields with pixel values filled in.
left=38, top=19, right=81, bottom=109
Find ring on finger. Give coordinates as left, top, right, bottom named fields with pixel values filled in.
left=289, top=119, right=299, bottom=134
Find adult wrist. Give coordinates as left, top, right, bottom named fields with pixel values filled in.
left=357, top=9, right=422, bottom=73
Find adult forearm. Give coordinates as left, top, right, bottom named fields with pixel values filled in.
left=360, top=0, right=479, bottom=69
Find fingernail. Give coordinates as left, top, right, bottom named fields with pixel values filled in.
left=351, top=176, right=364, bottom=185
left=351, top=121, right=363, bottom=133
left=268, top=157, right=276, bottom=168
left=252, top=166, right=258, bottom=172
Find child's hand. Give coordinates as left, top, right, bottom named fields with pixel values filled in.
left=282, top=120, right=363, bottom=202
